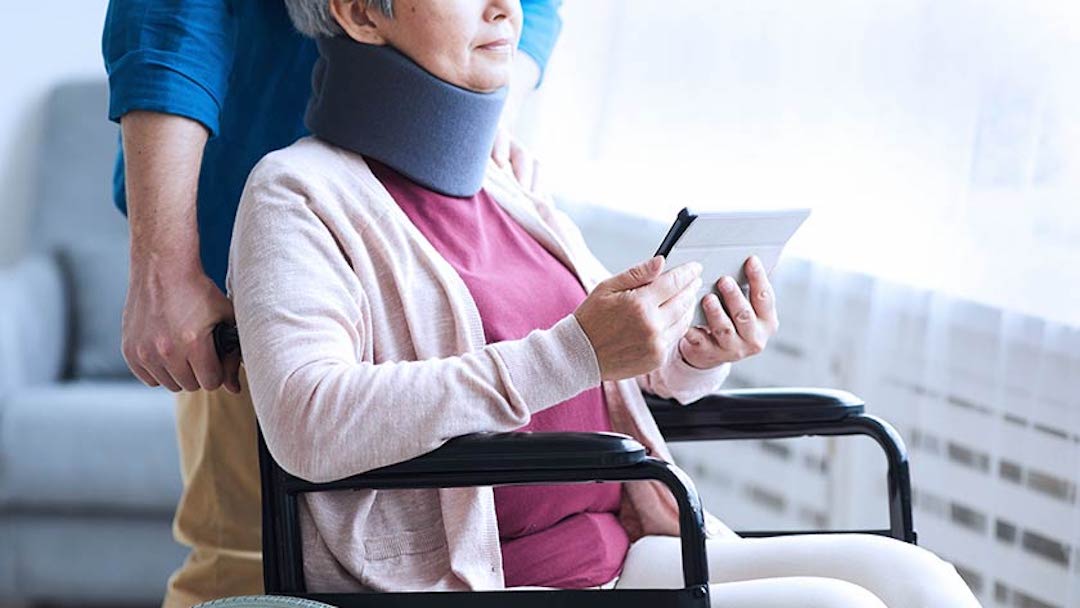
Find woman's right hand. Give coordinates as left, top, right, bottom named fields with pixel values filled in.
left=574, top=256, right=703, bottom=381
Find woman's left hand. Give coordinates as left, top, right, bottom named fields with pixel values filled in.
left=678, top=256, right=780, bottom=369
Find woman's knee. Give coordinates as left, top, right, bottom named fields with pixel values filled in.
left=781, top=578, right=887, bottom=608
left=826, top=534, right=978, bottom=604
left=839, top=534, right=959, bottom=581
left=710, top=577, right=888, bottom=608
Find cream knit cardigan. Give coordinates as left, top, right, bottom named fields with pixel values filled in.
left=226, top=136, right=733, bottom=592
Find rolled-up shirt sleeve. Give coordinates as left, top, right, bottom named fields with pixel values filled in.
left=102, top=0, right=236, bottom=136
left=518, top=0, right=563, bottom=84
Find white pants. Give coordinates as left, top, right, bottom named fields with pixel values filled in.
left=612, top=534, right=983, bottom=608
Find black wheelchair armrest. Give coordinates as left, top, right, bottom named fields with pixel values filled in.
left=262, top=430, right=713, bottom=596
left=646, top=387, right=865, bottom=429
left=645, top=388, right=916, bottom=543
left=273, top=431, right=650, bottom=494
left=354, top=431, right=646, bottom=477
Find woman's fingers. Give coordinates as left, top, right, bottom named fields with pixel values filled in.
left=600, top=256, right=666, bottom=293
left=661, top=286, right=700, bottom=344
left=744, top=256, right=779, bottom=330
left=647, top=262, right=703, bottom=306
left=717, top=276, right=764, bottom=350
left=702, top=292, right=738, bottom=344
left=659, top=275, right=702, bottom=328
left=680, top=326, right=711, bottom=352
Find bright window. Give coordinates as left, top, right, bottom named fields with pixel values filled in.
left=521, top=0, right=1080, bottom=325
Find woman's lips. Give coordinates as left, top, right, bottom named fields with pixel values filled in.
left=477, top=38, right=513, bottom=52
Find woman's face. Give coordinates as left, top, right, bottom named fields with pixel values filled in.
left=332, top=0, right=522, bottom=93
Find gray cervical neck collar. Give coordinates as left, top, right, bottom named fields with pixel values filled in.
left=306, top=37, right=508, bottom=197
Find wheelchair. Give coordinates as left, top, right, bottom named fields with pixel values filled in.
left=211, top=323, right=915, bottom=608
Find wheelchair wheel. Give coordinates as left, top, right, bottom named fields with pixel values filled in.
left=194, top=596, right=338, bottom=608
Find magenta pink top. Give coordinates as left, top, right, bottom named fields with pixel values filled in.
left=369, top=159, right=628, bottom=588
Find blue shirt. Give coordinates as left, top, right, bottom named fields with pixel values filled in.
left=103, top=0, right=563, bottom=292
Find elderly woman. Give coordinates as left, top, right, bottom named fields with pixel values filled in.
left=226, top=1, right=982, bottom=606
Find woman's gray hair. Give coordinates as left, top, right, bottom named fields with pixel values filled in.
left=284, top=0, right=394, bottom=38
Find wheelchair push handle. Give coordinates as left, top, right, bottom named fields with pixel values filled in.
left=213, top=322, right=241, bottom=361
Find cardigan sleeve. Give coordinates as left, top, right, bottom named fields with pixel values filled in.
left=226, top=155, right=601, bottom=483
left=635, top=346, right=731, bottom=405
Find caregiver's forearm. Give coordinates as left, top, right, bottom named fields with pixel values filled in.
left=120, top=111, right=208, bottom=274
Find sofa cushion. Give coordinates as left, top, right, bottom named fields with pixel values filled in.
left=25, top=80, right=134, bottom=381
left=60, top=241, right=132, bottom=378
left=29, top=81, right=126, bottom=257
left=0, top=515, right=184, bottom=603
left=0, top=254, right=68, bottom=390
left=0, top=381, right=180, bottom=513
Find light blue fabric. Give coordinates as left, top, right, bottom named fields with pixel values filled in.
left=2, top=516, right=186, bottom=602
left=27, top=80, right=132, bottom=380
left=62, top=241, right=132, bottom=378
left=0, top=381, right=179, bottom=512
left=0, top=255, right=67, bottom=391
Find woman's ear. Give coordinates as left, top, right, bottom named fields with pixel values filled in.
left=329, top=0, right=388, bottom=45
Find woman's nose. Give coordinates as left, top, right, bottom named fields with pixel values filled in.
left=484, top=0, right=521, bottom=23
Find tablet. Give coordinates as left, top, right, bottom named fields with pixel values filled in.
left=655, top=207, right=811, bottom=326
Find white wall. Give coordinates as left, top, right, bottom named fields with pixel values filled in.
left=0, top=2, right=111, bottom=263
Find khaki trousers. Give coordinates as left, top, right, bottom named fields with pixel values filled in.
left=163, top=368, right=264, bottom=608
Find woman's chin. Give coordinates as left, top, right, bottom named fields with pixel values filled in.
left=465, top=66, right=512, bottom=93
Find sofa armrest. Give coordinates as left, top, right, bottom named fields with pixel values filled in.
left=0, top=254, right=68, bottom=392
left=646, top=387, right=865, bottom=432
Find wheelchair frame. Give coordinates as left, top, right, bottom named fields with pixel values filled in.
left=256, top=388, right=915, bottom=608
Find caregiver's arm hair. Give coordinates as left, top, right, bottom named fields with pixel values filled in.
left=121, top=111, right=207, bottom=274
left=118, top=111, right=240, bottom=394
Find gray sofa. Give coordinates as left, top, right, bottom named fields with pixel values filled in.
left=0, top=81, right=185, bottom=605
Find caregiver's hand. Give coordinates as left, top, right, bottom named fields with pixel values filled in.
left=575, top=256, right=703, bottom=381
left=678, top=255, right=780, bottom=369
left=123, top=262, right=242, bottom=394
left=491, top=127, right=541, bottom=193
